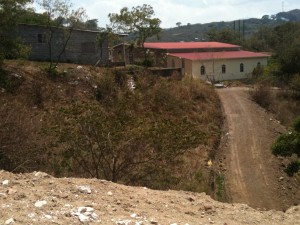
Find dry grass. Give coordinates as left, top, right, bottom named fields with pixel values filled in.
left=249, top=85, right=300, bottom=127
left=0, top=60, right=222, bottom=194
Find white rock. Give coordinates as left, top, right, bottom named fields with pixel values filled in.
left=27, top=213, right=36, bottom=218
left=131, top=213, right=137, bottom=218
left=2, top=180, right=9, bottom=186
left=107, top=191, right=113, bottom=196
left=77, top=185, right=92, bottom=194
left=135, top=222, right=144, bottom=225
left=5, top=218, right=15, bottom=225
left=34, top=200, right=47, bottom=207
left=92, top=212, right=99, bottom=219
left=72, top=207, right=98, bottom=223
left=116, top=220, right=131, bottom=225
left=78, top=214, right=90, bottom=223
left=44, top=215, right=52, bottom=219
left=34, top=171, right=49, bottom=177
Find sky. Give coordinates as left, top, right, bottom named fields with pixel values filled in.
left=36, top=0, right=300, bottom=28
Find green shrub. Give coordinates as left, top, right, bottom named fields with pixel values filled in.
left=0, top=72, right=24, bottom=93
left=284, top=160, right=300, bottom=177
left=272, top=116, right=300, bottom=176
left=272, top=133, right=300, bottom=157
left=293, top=116, right=300, bottom=133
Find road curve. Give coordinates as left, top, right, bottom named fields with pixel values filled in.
left=217, top=87, right=296, bottom=211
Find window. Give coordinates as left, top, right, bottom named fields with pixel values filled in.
left=222, top=64, right=226, bottom=74
left=240, top=63, right=244, bottom=72
left=81, top=42, right=95, bottom=53
left=200, top=65, right=205, bottom=75
left=257, top=62, right=261, bottom=67
left=37, top=33, right=46, bottom=43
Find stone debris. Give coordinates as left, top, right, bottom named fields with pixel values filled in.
left=44, top=215, right=52, bottom=219
left=150, top=220, right=158, bottom=224
left=34, top=200, right=47, bottom=207
left=77, top=185, right=92, bottom=194
left=4, top=218, right=15, bottom=225
left=71, top=206, right=99, bottom=223
left=2, top=180, right=9, bottom=186
left=34, top=171, right=49, bottom=178
left=0, top=170, right=299, bottom=225
left=116, top=219, right=132, bottom=225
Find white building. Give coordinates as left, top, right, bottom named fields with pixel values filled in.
left=144, top=42, right=269, bottom=81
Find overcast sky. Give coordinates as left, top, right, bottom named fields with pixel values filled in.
left=39, top=0, right=300, bottom=28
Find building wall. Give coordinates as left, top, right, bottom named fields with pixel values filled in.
left=17, top=24, right=109, bottom=65
left=167, top=56, right=182, bottom=68
left=181, top=57, right=268, bottom=81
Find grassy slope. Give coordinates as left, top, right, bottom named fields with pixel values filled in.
left=0, top=60, right=222, bottom=194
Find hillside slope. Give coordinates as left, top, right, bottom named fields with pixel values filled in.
left=0, top=60, right=222, bottom=196
left=147, top=9, right=300, bottom=42
left=1, top=170, right=299, bottom=225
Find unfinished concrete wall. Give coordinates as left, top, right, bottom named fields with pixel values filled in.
left=17, top=24, right=109, bottom=65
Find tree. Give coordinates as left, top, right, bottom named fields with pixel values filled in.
left=44, top=73, right=206, bottom=185
left=84, top=19, right=98, bottom=30
left=242, top=26, right=274, bottom=52
left=271, top=22, right=300, bottom=78
left=37, top=0, right=86, bottom=74
left=108, top=4, right=161, bottom=62
left=96, top=27, right=121, bottom=65
left=205, top=28, right=240, bottom=45
left=0, top=0, right=32, bottom=66
left=18, top=8, right=50, bottom=25
left=176, top=22, right=181, bottom=27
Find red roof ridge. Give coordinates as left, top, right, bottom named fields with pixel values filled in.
left=144, top=42, right=240, bottom=50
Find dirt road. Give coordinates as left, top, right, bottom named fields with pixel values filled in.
left=217, top=87, right=299, bottom=211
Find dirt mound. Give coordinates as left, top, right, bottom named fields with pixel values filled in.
left=0, top=170, right=299, bottom=225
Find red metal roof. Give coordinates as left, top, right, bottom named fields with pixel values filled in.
left=144, top=42, right=240, bottom=49
left=168, top=51, right=270, bottom=60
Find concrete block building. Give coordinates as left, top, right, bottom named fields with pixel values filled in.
left=17, top=24, right=109, bottom=65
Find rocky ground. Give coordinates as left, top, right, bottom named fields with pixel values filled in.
left=0, top=170, right=299, bottom=225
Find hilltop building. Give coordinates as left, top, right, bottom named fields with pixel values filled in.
left=112, top=42, right=269, bottom=81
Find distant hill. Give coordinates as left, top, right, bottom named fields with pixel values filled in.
left=147, top=9, right=300, bottom=42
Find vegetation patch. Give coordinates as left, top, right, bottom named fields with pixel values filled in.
left=0, top=61, right=222, bottom=193
left=272, top=116, right=300, bottom=177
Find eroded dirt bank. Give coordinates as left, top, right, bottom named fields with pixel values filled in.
left=0, top=170, right=300, bottom=225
